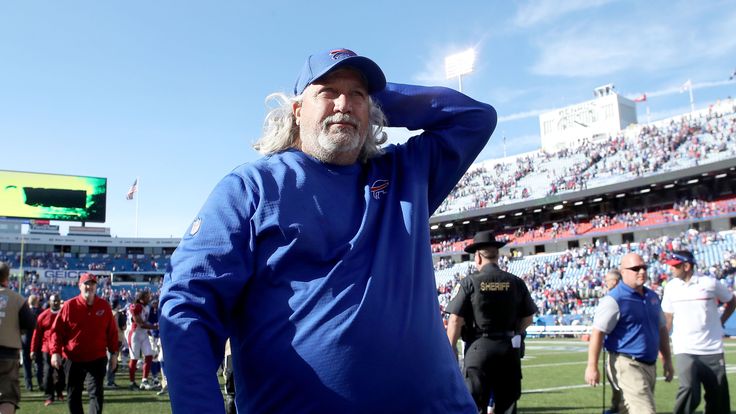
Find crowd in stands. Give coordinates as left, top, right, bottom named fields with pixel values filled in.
left=666, top=199, right=724, bottom=222
left=0, top=250, right=169, bottom=273
left=431, top=196, right=736, bottom=253
left=590, top=211, right=645, bottom=229
left=434, top=99, right=736, bottom=216
left=8, top=270, right=163, bottom=310
left=436, top=229, right=736, bottom=326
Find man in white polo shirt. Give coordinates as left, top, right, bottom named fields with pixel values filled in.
left=662, top=249, right=736, bottom=414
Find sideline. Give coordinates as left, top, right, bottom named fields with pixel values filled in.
left=524, top=365, right=736, bottom=394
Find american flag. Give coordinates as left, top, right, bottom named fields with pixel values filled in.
left=633, top=93, right=647, bottom=102
left=126, top=179, right=138, bottom=200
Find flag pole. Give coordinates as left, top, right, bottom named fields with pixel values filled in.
left=135, top=177, right=140, bottom=238
left=19, top=233, right=25, bottom=294
left=688, top=85, right=695, bottom=113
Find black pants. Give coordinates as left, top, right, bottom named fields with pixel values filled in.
left=43, top=352, right=65, bottom=401
left=21, top=334, right=43, bottom=389
left=674, top=353, right=730, bottom=414
left=65, top=357, right=107, bottom=414
left=463, top=337, right=521, bottom=414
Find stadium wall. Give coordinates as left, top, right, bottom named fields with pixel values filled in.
left=0, top=232, right=180, bottom=255
left=433, top=214, right=736, bottom=262
left=9, top=267, right=110, bottom=283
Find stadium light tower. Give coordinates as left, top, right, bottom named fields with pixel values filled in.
left=445, top=48, right=476, bottom=93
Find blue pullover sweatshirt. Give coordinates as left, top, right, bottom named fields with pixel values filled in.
left=160, top=82, right=497, bottom=413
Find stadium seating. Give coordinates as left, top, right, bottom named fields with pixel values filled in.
left=431, top=196, right=736, bottom=252
left=434, top=107, right=736, bottom=216
left=436, top=230, right=736, bottom=328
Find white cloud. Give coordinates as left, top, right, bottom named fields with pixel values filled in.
left=531, top=23, right=678, bottom=77
left=498, top=107, right=555, bottom=122
left=628, top=79, right=736, bottom=100
left=383, top=127, right=540, bottom=162
left=514, top=0, right=614, bottom=27
left=645, top=105, right=693, bottom=122
left=412, top=57, right=452, bottom=86
left=700, top=9, right=736, bottom=59
left=477, top=133, right=540, bottom=161
left=488, top=86, right=536, bottom=104
left=530, top=5, right=736, bottom=78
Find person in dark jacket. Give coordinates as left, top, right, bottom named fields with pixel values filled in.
left=21, top=294, right=43, bottom=391
left=31, top=293, right=65, bottom=406
left=0, top=262, right=37, bottom=414
left=446, top=231, right=538, bottom=414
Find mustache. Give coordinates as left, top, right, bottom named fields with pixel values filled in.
left=322, top=114, right=359, bottom=129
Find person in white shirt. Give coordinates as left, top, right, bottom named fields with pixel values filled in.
left=662, top=250, right=736, bottom=414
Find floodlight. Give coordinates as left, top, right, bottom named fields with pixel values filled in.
left=445, top=49, right=476, bottom=79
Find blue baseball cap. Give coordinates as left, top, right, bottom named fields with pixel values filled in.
left=664, top=250, right=696, bottom=266
left=293, top=48, right=386, bottom=96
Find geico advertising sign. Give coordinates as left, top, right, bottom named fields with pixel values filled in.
left=40, top=269, right=110, bottom=282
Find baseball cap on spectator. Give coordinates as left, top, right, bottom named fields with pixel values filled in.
left=293, top=48, right=386, bottom=96
left=79, top=273, right=97, bottom=284
left=664, top=250, right=696, bottom=266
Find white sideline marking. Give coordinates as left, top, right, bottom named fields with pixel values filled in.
left=524, top=366, right=736, bottom=394
left=523, top=361, right=586, bottom=368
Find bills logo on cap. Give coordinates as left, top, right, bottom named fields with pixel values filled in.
left=370, top=179, right=389, bottom=200
left=329, top=49, right=357, bottom=60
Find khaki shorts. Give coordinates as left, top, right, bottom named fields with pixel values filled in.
left=0, top=358, right=20, bottom=409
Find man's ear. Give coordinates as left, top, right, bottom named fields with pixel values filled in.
left=292, top=101, right=302, bottom=126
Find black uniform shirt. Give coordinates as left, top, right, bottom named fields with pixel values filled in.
left=446, top=264, right=537, bottom=336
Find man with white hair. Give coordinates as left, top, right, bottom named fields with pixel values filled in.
left=51, top=273, right=119, bottom=414
left=161, top=47, right=497, bottom=413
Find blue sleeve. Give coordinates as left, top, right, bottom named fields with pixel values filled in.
left=159, top=172, right=257, bottom=413
left=372, top=83, right=497, bottom=212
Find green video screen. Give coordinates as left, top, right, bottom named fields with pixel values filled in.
left=0, top=170, right=107, bottom=223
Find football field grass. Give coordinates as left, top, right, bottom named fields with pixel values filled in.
left=18, top=338, right=736, bottom=413
left=518, top=338, right=736, bottom=413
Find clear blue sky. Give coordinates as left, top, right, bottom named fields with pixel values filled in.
left=2, top=0, right=735, bottom=238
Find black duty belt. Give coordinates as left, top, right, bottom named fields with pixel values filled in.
left=613, top=352, right=656, bottom=366
left=480, top=330, right=515, bottom=339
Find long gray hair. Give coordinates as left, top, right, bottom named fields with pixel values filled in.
left=253, top=92, right=388, bottom=163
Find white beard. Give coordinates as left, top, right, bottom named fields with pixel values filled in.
left=302, top=115, right=367, bottom=164
left=316, top=127, right=362, bottom=154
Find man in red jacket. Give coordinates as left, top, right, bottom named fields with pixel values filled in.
left=51, top=274, right=119, bottom=414
left=31, top=294, right=65, bottom=406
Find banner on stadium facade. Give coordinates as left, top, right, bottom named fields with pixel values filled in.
left=12, top=267, right=111, bottom=283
